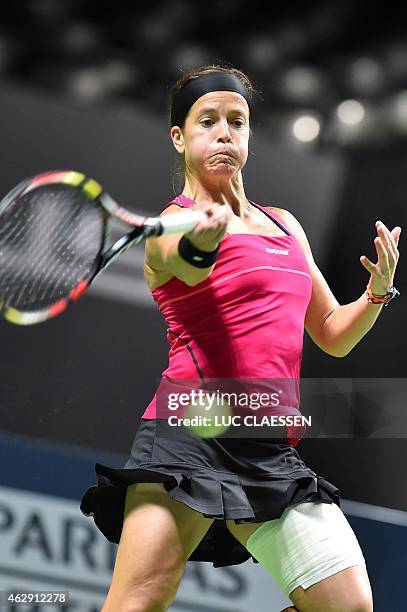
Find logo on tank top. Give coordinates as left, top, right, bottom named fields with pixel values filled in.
left=265, top=247, right=290, bottom=255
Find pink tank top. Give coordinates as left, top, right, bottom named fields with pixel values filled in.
left=141, top=195, right=312, bottom=446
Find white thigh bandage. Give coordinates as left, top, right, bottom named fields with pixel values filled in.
left=245, top=501, right=366, bottom=596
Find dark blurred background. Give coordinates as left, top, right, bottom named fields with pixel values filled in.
left=0, top=3, right=406, bottom=608
left=4, top=0, right=407, bottom=148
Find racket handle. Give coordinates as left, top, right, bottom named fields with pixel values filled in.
left=145, top=210, right=206, bottom=236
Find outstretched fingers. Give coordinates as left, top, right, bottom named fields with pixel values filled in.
left=360, top=220, right=401, bottom=289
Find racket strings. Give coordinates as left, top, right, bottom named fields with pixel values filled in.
left=0, top=185, right=104, bottom=311
left=2, top=195, right=97, bottom=310
left=26, top=189, right=102, bottom=303
left=6, top=198, right=77, bottom=307
left=18, top=195, right=95, bottom=306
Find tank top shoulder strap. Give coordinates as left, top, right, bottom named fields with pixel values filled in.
left=162, top=196, right=292, bottom=236
left=249, top=200, right=291, bottom=236
left=164, top=194, right=195, bottom=210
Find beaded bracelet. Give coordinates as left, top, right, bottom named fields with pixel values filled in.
left=366, top=284, right=400, bottom=307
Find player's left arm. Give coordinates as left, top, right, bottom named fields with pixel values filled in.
left=274, top=209, right=401, bottom=358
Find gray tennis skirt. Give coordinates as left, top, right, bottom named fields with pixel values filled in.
left=80, top=418, right=341, bottom=568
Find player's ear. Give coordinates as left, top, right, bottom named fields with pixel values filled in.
left=171, top=126, right=184, bottom=154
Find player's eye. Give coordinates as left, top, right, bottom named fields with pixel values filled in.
left=201, top=118, right=214, bottom=127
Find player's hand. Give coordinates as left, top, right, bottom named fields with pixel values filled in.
left=360, top=221, right=401, bottom=294
left=184, top=202, right=230, bottom=252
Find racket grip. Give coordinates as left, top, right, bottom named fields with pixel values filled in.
left=148, top=210, right=206, bottom=236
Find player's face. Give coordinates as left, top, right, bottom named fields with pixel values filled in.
left=180, top=91, right=250, bottom=179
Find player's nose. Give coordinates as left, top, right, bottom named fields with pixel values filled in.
left=216, top=120, right=232, bottom=142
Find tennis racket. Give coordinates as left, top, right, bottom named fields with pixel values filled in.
left=0, top=170, right=205, bottom=325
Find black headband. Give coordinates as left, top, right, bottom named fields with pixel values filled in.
left=170, top=72, right=252, bottom=128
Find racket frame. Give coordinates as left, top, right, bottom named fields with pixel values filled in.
left=0, top=170, right=154, bottom=324
left=0, top=169, right=204, bottom=325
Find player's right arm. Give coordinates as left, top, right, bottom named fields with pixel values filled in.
left=145, top=202, right=229, bottom=287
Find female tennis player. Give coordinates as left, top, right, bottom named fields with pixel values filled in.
left=80, top=65, right=401, bottom=612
